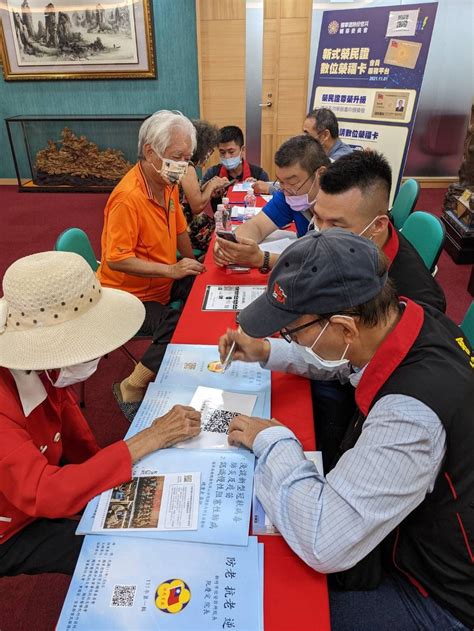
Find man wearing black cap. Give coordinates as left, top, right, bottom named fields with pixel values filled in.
left=219, top=229, right=473, bottom=630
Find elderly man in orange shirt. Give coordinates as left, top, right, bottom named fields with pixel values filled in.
left=98, top=110, right=205, bottom=419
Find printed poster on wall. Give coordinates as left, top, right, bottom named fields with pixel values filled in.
left=310, top=3, right=438, bottom=202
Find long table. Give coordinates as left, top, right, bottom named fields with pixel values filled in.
left=172, top=190, right=331, bottom=630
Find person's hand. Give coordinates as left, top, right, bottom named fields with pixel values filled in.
left=228, top=414, right=284, bottom=450
left=149, top=405, right=201, bottom=449
left=215, top=236, right=264, bottom=268
left=126, top=405, right=201, bottom=461
left=169, top=258, right=205, bottom=279
left=209, top=176, right=229, bottom=193
left=218, top=328, right=270, bottom=364
left=213, top=239, right=225, bottom=267
left=252, top=180, right=271, bottom=195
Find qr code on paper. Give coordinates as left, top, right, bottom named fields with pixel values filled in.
left=203, top=409, right=239, bottom=434
left=110, top=584, right=137, bottom=607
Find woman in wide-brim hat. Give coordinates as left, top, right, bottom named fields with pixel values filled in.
left=0, top=251, right=201, bottom=576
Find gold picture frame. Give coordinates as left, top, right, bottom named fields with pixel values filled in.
left=0, top=0, right=156, bottom=80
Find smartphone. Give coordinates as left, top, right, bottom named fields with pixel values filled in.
left=216, top=230, right=239, bottom=243
left=223, top=179, right=236, bottom=189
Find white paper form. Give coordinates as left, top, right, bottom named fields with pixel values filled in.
left=202, top=285, right=266, bottom=311
left=259, top=237, right=295, bottom=255
left=92, top=472, right=200, bottom=533
left=232, top=182, right=254, bottom=192
left=175, top=386, right=257, bottom=449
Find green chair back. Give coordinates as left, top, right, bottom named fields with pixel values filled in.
left=390, top=178, right=420, bottom=230
left=460, top=301, right=474, bottom=348
left=54, top=228, right=99, bottom=272
left=401, top=211, right=445, bottom=273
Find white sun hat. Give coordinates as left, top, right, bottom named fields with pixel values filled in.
left=0, top=251, right=146, bottom=370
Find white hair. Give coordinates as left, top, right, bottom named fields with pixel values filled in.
left=137, top=110, right=197, bottom=159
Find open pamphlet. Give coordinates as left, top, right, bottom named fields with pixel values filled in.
left=202, top=285, right=266, bottom=311
left=231, top=181, right=254, bottom=192
left=57, top=535, right=264, bottom=631
left=78, top=448, right=255, bottom=547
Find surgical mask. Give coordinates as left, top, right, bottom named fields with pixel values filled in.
left=285, top=176, right=317, bottom=213
left=307, top=216, right=320, bottom=233
left=221, top=155, right=241, bottom=170
left=297, top=317, right=352, bottom=370
left=45, top=358, right=100, bottom=388
left=152, top=156, right=188, bottom=184
left=359, top=215, right=381, bottom=239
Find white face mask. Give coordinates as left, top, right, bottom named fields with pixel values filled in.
left=152, top=155, right=188, bottom=184
left=307, top=216, right=320, bottom=233
left=46, top=358, right=100, bottom=388
left=296, top=317, right=352, bottom=370
left=359, top=215, right=381, bottom=239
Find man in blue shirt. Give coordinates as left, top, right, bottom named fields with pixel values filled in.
left=214, top=135, right=329, bottom=270
left=303, top=108, right=353, bottom=161
left=253, top=108, right=353, bottom=196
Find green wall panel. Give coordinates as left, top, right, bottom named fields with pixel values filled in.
left=0, top=0, right=200, bottom=178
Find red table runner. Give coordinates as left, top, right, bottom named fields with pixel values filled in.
left=172, top=188, right=330, bottom=630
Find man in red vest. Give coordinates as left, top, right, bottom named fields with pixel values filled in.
left=201, top=125, right=269, bottom=208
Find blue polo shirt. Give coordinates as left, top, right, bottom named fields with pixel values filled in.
left=261, top=191, right=310, bottom=237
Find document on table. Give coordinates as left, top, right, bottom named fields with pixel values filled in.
left=260, top=194, right=273, bottom=203
left=202, top=285, right=266, bottom=311
left=261, top=229, right=297, bottom=243
left=260, top=237, right=295, bottom=255
left=232, top=181, right=254, bottom=192
left=156, top=343, right=271, bottom=397
left=231, top=205, right=261, bottom=220
left=92, top=473, right=200, bottom=533
left=252, top=451, right=324, bottom=535
left=57, top=535, right=264, bottom=631
left=171, top=386, right=257, bottom=450
left=77, top=447, right=255, bottom=547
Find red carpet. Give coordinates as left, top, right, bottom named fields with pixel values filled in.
left=0, top=185, right=472, bottom=631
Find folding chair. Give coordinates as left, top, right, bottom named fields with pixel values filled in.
left=54, top=227, right=99, bottom=272
left=390, top=179, right=420, bottom=230
left=54, top=228, right=183, bottom=402
left=401, top=211, right=446, bottom=274
left=460, top=301, right=474, bottom=348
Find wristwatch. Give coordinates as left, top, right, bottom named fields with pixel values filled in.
left=259, top=250, right=271, bottom=274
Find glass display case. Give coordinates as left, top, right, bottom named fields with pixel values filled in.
left=5, top=115, right=148, bottom=192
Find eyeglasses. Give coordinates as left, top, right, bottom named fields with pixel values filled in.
left=280, top=318, right=322, bottom=343
left=278, top=173, right=314, bottom=197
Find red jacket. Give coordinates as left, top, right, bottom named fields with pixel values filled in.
left=0, top=368, right=132, bottom=543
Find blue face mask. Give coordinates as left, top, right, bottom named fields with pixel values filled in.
left=222, top=155, right=242, bottom=170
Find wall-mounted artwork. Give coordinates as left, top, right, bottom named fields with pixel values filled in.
left=0, top=0, right=156, bottom=80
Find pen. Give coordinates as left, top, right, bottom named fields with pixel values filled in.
left=221, top=326, right=241, bottom=372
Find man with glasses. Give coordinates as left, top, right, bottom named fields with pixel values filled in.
left=303, top=108, right=353, bottom=160
left=218, top=229, right=473, bottom=631
left=214, top=135, right=330, bottom=271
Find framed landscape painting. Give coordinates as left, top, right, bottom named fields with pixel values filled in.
left=0, top=0, right=156, bottom=80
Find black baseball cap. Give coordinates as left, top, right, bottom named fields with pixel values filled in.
left=238, top=228, right=388, bottom=338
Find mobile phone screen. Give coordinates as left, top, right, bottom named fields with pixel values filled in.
left=217, top=231, right=238, bottom=243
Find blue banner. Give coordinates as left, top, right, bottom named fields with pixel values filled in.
left=310, top=3, right=438, bottom=199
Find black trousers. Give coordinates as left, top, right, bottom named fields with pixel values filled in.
left=0, top=518, right=84, bottom=576
left=139, top=276, right=194, bottom=373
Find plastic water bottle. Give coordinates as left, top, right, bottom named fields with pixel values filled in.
left=215, top=203, right=230, bottom=231
left=222, top=196, right=230, bottom=211
left=244, top=190, right=257, bottom=208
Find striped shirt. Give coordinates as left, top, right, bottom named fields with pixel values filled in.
left=253, top=338, right=446, bottom=573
